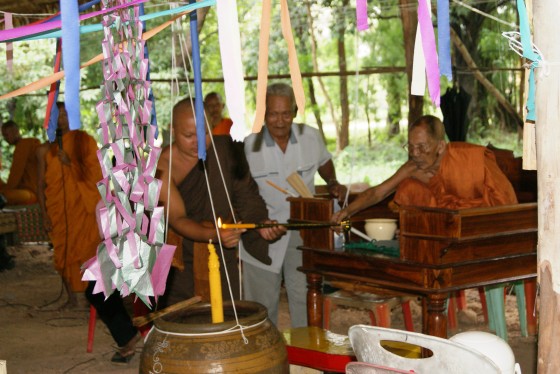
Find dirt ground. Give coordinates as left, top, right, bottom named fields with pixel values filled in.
left=0, top=243, right=537, bottom=373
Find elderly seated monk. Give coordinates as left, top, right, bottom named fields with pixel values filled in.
left=0, top=120, right=41, bottom=206
left=331, top=114, right=517, bottom=224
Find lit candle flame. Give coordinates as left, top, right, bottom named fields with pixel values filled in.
left=217, top=217, right=223, bottom=229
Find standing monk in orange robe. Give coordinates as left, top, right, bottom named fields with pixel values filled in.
left=331, top=115, right=517, bottom=223
left=37, top=103, right=102, bottom=308
left=203, top=92, right=233, bottom=135
left=0, top=120, right=41, bottom=205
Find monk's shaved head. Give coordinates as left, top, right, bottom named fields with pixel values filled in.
left=409, top=115, right=446, bottom=142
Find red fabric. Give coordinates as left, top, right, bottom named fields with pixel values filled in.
left=212, top=118, right=233, bottom=135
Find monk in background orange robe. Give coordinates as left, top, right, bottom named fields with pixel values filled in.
left=204, top=91, right=233, bottom=135
left=0, top=120, right=41, bottom=205
left=37, top=103, right=102, bottom=307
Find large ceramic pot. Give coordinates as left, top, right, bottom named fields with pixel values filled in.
left=139, top=300, right=288, bottom=373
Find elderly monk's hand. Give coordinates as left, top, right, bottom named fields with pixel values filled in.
left=218, top=225, right=246, bottom=248
left=330, top=208, right=349, bottom=234
left=257, top=220, right=287, bottom=242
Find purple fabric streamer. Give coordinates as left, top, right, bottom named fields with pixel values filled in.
left=0, top=0, right=146, bottom=42
left=356, top=0, right=369, bottom=31
left=417, top=0, right=441, bottom=107
left=190, top=0, right=206, bottom=160
left=61, top=0, right=81, bottom=129
left=437, top=0, right=452, bottom=80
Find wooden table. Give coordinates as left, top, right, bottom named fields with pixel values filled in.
left=289, top=197, right=538, bottom=338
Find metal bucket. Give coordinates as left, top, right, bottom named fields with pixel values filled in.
left=139, top=300, right=288, bottom=373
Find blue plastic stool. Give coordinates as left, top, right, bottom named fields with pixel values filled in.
left=484, top=281, right=528, bottom=342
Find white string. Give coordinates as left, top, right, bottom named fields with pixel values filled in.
left=175, top=17, right=247, bottom=343
left=452, top=0, right=518, bottom=29
left=150, top=317, right=266, bottom=337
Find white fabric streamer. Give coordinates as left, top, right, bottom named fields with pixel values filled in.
left=216, top=0, right=247, bottom=141
left=411, top=24, right=426, bottom=96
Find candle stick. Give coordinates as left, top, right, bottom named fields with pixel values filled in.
left=218, top=219, right=351, bottom=231
left=208, top=241, right=224, bottom=323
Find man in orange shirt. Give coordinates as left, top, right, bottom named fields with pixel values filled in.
left=204, top=92, right=233, bottom=135
left=0, top=121, right=41, bottom=206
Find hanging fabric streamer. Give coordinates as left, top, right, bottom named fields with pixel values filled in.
left=44, top=40, right=62, bottom=142
left=356, top=0, right=368, bottom=31
left=411, top=25, right=426, bottom=96
left=216, top=0, right=246, bottom=141
left=4, top=13, right=13, bottom=76
left=437, top=0, right=452, bottom=80
left=517, top=0, right=539, bottom=122
left=60, top=0, right=81, bottom=129
left=252, top=0, right=305, bottom=133
left=189, top=0, right=206, bottom=160
left=417, top=0, right=441, bottom=107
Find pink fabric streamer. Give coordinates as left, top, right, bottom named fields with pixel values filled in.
left=0, top=0, right=149, bottom=42
left=356, top=0, right=369, bottom=31
left=417, top=0, right=440, bottom=107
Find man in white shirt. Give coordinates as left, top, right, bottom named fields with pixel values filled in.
left=242, top=82, right=345, bottom=327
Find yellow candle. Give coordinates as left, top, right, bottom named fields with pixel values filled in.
left=208, top=242, right=224, bottom=323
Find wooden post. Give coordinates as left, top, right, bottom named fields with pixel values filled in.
left=534, top=1, right=560, bottom=372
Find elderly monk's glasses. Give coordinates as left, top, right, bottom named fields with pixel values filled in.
left=402, top=142, right=434, bottom=154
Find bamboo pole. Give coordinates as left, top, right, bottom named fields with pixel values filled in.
left=534, top=1, right=560, bottom=372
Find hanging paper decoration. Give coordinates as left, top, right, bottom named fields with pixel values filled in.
left=437, top=0, right=452, bottom=80
left=356, top=0, right=368, bottom=31
left=216, top=0, right=247, bottom=141
left=252, top=0, right=305, bottom=133
left=81, top=0, right=176, bottom=307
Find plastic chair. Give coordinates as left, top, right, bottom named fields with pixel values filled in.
left=324, top=290, right=415, bottom=332
left=348, top=325, right=501, bottom=373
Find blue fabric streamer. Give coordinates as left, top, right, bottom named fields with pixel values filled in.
left=18, top=0, right=216, bottom=42
left=189, top=0, right=206, bottom=160
left=47, top=85, right=60, bottom=143
left=437, top=0, right=452, bottom=80
left=61, top=0, right=81, bottom=130
left=139, top=3, right=158, bottom=138
left=517, top=0, right=539, bottom=121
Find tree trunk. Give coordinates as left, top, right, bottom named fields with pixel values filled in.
left=307, top=78, right=326, bottom=143
left=534, top=1, right=560, bottom=373
left=336, top=0, right=350, bottom=151
left=305, top=2, right=340, bottom=135
left=399, top=0, right=423, bottom=125
left=449, top=27, right=523, bottom=129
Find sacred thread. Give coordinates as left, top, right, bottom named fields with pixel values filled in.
left=208, top=242, right=224, bottom=323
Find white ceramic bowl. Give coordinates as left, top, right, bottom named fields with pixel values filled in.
left=364, top=218, right=397, bottom=241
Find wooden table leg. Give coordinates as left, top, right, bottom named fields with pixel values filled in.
left=306, top=273, right=323, bottom=327
left=425, top=293, right=449, bottom=338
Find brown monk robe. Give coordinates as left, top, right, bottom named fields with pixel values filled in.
left=0, top=121, right=41, bottom=205
left=37, top=103, right=102, bottom=307
left=394, top=142, right=518, bottom=209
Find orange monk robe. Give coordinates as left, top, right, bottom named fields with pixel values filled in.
left=394, top=142, right=518, bottom=209
left=212, top=118, right=233, bottom=135
left=0, top=138, right=40, bottom=204
left=45, top=131, right=102, bottom=292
